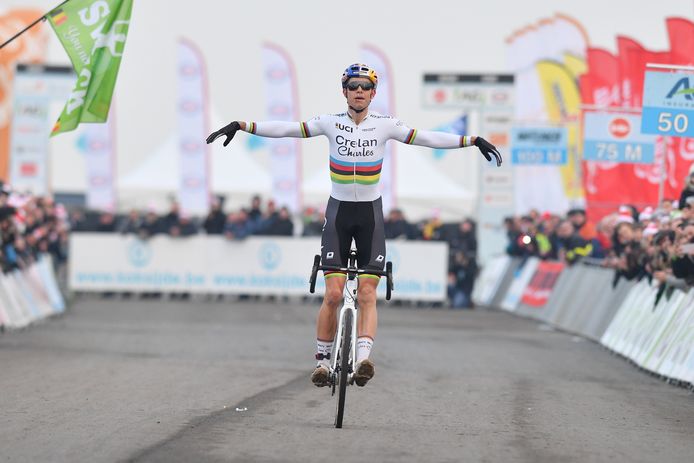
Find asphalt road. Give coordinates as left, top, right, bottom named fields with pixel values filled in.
left=1, top=296, right=692, bottom=463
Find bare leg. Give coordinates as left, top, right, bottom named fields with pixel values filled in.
left=316, top=276, right=346, bottom=341
left=356, top=276, right=379, bottom=339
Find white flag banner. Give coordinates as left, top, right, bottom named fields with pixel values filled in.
left=79, top=106, right=116, bottom=210
left=360, top=44, right=395, bottom=214
left=553, top=13, right=589, bottom=59
left=262, top=43, right=301, bottom=213
left=506, top=15, right=588, bottom=214
left=177, top=38, right=210, bottom=215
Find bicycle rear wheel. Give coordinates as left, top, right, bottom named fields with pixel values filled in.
left=334, top=309, right=352, bottom=428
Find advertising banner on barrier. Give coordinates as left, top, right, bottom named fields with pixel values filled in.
left=472, top=254, right=511, bottom=306
left=69, top=235, right=448, bottom=301
left=641, top=71, right=694, bottom=138
left=643, top=290, right=693, bottom=375
left=511, top=126, right=568, bottom=165
left=520, top=261, right=565, bottom=307
left=500, top=257, right=539, bottom=312
left=584, top=112, right=656, bottom=164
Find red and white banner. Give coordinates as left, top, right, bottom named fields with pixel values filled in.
left=360, top=44, right=395, bottom=213
left=262, top=43, right=301, bottom=213
left=80, top=106, right=116, bottom=210
left=581, top=34, right=694, bottom=221
left=581, top=47, right=653, bottom=221
left=177, top=38, right=210, bottom=215
left=667, top=17, right=694, bottom=67
left=521, top=261, right=565, bottom=307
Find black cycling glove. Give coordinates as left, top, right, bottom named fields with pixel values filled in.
left=474, top=136, right=503, bottom=167
left=206, top=121, right=241, bottom=147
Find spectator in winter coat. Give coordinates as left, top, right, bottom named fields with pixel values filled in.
left=678, top=165, right=694, bottom=210
left=203, top=197, right=226, bottom=234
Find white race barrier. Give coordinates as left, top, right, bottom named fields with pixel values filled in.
left=602, top=282, right=694, bottom=384
left=499, top=257, right=539, bottom=312
left=69, top=234, right=449, bottom=302
left=472, top=255, right=511, bottom=307
left=0, top=255, right=65, bottom=331
left=480, top=257, right=693, bottom=385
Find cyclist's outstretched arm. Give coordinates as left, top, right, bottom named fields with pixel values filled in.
left=391, top=120, right=502, bottom=166
left=207, top=120, right=323, bottom=146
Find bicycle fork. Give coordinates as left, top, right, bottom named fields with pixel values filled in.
left=331, top=282, right=358, bottom=384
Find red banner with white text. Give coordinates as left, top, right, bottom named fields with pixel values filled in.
left=521, top=261, right=565, bottom=307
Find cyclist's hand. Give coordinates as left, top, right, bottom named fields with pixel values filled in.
left=206, top=121, right=241, bottom=147
left=474, top=136, right=502, bottom=167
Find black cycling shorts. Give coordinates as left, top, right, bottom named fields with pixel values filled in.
left=321, top=196, right=386, bottom=273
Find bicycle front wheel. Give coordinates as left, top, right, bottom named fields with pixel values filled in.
left=334, top=309, right=352, bottom=429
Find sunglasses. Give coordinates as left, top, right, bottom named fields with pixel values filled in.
left=345, top=81, right=375, bottom=91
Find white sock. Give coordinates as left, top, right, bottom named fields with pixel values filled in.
left=316, top=339, right=333, bottom=366
left=356, top=337, right=373, bottom=363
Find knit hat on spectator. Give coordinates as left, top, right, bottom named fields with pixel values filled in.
left=616, top=205, right=634, bottom=223
left=643, top=222, right=659, bottom=237
left=638, top=206, right=654, bottom=222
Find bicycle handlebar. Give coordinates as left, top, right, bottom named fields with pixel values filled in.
left=309, top=254, right=394, bottom=300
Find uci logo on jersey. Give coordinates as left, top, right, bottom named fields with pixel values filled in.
left=335, top=123, right=353, bottom=133
left=666, top=77, right=694, bottom=101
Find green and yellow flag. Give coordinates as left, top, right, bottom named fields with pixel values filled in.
left=47, top=0, right=133, bottom=136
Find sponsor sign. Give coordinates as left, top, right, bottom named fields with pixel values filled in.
left=69, top=235, right=449, bottom=301
left=422, top=74, right=514, bottom=110
left=511, top=126, right=568, bottom=165
left=479, top=111, right=515, bottom=264
left=9, top=65, right=75, bottom=194
left=583, top=112, right=656, bottom=163
left=520, top=261, right=565, bottom=307
left=641, top=71, right=694, bottom=138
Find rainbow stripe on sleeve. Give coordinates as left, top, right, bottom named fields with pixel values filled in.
left=329, top=156, right=382, bottom=185
left=300, top=122, right=311, bottom=138
left=404, top=129, right=417, bottom=144
left=246, top=122, right=256, bottom=134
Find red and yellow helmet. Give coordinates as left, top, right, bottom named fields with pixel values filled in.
left=341, top=63, right=378, bottom=88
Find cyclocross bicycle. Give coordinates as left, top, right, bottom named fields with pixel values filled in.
left=309, top=249, right=394, bottom=428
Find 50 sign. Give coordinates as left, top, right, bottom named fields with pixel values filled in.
left=641, top=71, right=694, bottom=138
left=656, top=112, right=689, bottom=134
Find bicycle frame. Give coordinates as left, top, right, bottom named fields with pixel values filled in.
left=330, top=276, right=359, bottom=381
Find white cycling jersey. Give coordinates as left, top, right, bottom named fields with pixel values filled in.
left=244, top=111, right=472, bottom=202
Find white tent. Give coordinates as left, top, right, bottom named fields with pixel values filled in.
left=118, top=133, right=272, bottom=211
left=303, top=144, right=475, bottom=220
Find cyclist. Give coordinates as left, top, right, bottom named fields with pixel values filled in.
left=207, top=63, right=502, bottom=388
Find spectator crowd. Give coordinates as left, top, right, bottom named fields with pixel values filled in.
left=0, top=183, right=69, bottom=275
left=68, top=195, right=480, bottom=309
left=504, top=166, right=694, bottom=292
left=11, top=167, right=694, bottom=310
